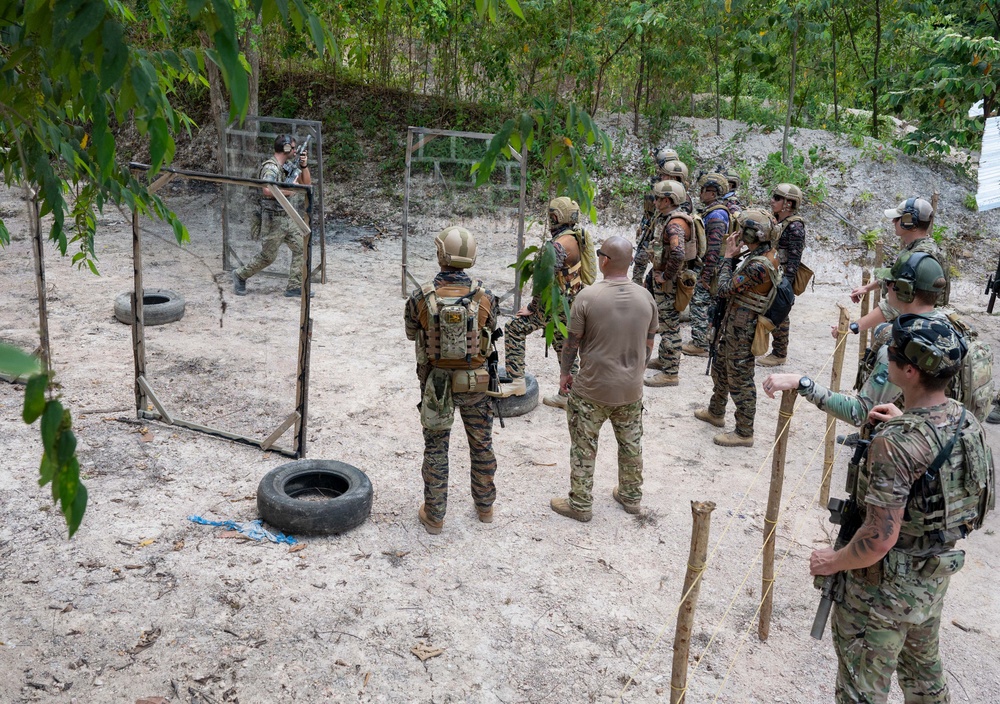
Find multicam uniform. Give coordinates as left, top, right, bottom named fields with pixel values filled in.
left=832, top=398, right=993, bottom=703
left=649, top=212, right=690, bottom=375
left=707, top=247, right=780, bottom=437
left=878, top=238, right=944, bottom=321
left=236, top=157, right=306, bottom=290
left=405, top=270, right=499, bottom=523
left=769, top=215, right=805, bottom=358
left=631, top=193, right=657, bottom=286
left=689, top=203, right=731, bottom=349
left=505, top=224, right=586, bottom=380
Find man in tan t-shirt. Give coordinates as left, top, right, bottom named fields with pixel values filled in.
left=550, top=236, right=659, bottom=522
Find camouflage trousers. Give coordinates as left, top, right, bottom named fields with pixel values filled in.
left=771, top=312, right=791, bottom=358
left=709, top=306, right=757, bottom=437
left=652, top=286, right=681, bottom=375
left=236, top=211, right=305, bottom=290
left=504, top=303, right=578, bottom=379
left=831, top=551, right=961, bottom=704
left=631, top=243, right=651, bottom=285
left=688, top=280, right=717, bottom=349
left=566, top=393, right=643, bottom=512
left=421, top=393, right=497, bottom=522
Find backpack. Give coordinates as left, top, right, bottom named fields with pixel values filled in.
left=947, top=313, right=995, bottom=423
left=419, top=281, right=492, bottom=370
left=574, top=226, right=598, bottom=286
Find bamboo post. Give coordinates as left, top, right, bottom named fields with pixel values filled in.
left=871, top=240, right=884, bottom=309
left=858, top=268, right=871, bottom=364
left=759, top=390, right=797, bottom=641
left=670, top=500, right=716, bottom=704
left=29, top=196, right=51, bottom=374
left=821, top=306, right=852, bottom=507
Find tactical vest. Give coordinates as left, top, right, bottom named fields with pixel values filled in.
left=416, top=281, right=492, bottom=370
left=554, top=226, right=594, bottom=297
left=776, top=215, right=805, bottom=264
left=732, top=249, right=780, bottom=314
left=703, top=202, right=737, bottom=236
left=884, top=409, right=994, bottom=547
left=653, top=212, right=697, bottom=274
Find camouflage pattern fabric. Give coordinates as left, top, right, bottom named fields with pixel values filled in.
left=771, top=316, right=791, bottom=358
left=632, top=243, right=651, bottom=285
left=689, top=207, right=729, bottom=348
left=420, top=394, right=497, bottom=522
left=771, top=217, right=806, bottom=358
left=235, top=210, right=304, bottom=289
left=504, top=296, right=578, bottom=379
left=688, top=280, right=716, bottom=348
left=708, top=253, right=775, bottom=436
left=878, top=238, right=945, bottom=321
left=566, top=393, right=643, bottom=512
left=653, top=287, right=682, bottom=374
left=801, top=344, right=898, bottom=427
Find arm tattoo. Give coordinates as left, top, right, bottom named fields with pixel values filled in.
left=560, top=332, right=582, bottom=375
left=846, top=505, right=901, bottom=566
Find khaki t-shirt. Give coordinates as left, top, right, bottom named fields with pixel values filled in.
left=568, top=279, right=658, bottom=406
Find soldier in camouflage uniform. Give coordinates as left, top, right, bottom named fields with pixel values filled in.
left=633, top=155, right=692, bottom=285
left=843, top=198, right=944, bottom=339
left=404, top=227, right=499, bottom=534
left=695, top=209, right=780, bottom=447
left=684, top=172, right=734, bottom=357
left=505, top=197, right=592, bottom=409
left=549, top=236, right=658, bottom=522
left=644, top=179, right=695, bottom=387
left=759, top=183, right=806, bottom=366
left=809, top=314, right=994, bottom=704
left=722, top=169, right=744, bottom=217
left=233, top=134, right=311, bottom=297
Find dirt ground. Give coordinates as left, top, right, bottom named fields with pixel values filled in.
left=3, top=125, right=1000, bottom=704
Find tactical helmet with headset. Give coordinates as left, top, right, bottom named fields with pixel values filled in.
left=699, top=172, right=729, bottom=198
left=890, top=313, right=966, bottom=377
left=885, top=251, right=946, bottom=304
left=652, top=179, right=687, bottom=208
left=658, top=159, right=690, bottom=186
left=772, top=183, right=803, bottom=209
left=655, top=146, right=679, bottom=168
left=548, top=197, right=581, bottom=227
left=435, top=226, right=477, bottom=269
left=886, top=197, right=932, bottom=230
left=738, top=208, right=775, bottom=245
left=273, top=134, right=295, bottom=154
left=724, top=169, right=741, bottom=192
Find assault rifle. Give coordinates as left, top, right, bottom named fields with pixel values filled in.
left=487, top=328, right=505, bottom=429
left=984, top=250, right=1000, bottom=313
left=281, top=135, right=312, bottom=184
left=704, top=251, right=747, bottom=375
left=810, top=437, right=868, bottom=640
left=636, top=196, right=657, bottom=254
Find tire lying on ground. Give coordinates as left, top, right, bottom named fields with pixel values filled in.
left=257, top=460, right=373, bottom=535
left=496, top=373, right=539, bottom=418
left=114, top=289, right=186, bottom=326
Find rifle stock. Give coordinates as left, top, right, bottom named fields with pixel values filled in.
left=810, top=495, right=863, bottom=640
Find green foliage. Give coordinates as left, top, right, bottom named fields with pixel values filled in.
left=964, top=193, right=978, bottom=211
left=758, top=149, right=808, bottom=191
left=0, top=345, right=86, bottom=537
left=932, top=224, right=947, bottom=244
left=859, top=229, right=881, bottom=251
left=856, top=191, right=874, bottom=205
left=276, top=87, right=299, bottom=119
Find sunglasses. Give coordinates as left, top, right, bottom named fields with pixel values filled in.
left=596, top=250, right=610, bottom=259
left=771, top=194, right=784, bottom=201
left=887, top=346, right=909, bottom=366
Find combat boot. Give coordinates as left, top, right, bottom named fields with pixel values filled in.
left=550, top=497, right=592, bottom=523
left=694, top=408, right=726, bottom=428
left=284, top=287, right=315, bottom=298
left=543, top=392, right=568, bottom=409
left=644, top=372, right=678, bottom=387
left=757, top=354, right=787, bottom=367
left=682, top=343, right=709, bottom=357
left=646, top=357, right=665, bottom=371
left=713, top=431, right=754, bottom=447
left=988, top=404, right=1000, bottom=425
left=500, top=377, right=526, bottom=397
left=233, top=272, right=247, bottom=296
left=477, top=507, right=494, bottom=523
left=612, top=487, right=641, bottom=515
left=418, top=504, right=443, bottom=535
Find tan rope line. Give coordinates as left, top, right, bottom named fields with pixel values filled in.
left=615, top=328, right=851, bottom=701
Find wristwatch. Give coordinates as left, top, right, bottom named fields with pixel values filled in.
left=798, top=376, right=814, bottom=393
left=849, top=322, right=860, bottom=335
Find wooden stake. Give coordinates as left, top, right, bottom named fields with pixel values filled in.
left=858, top=268, right=871, bottom=364
left=670, top=500, right=716, bottom=704
left=872, top=240, right=884, bottom=309
left=759, top=390, right=797, bottom=641
left=29, top=196, right=51, bottom=374
left=821, top=306, right=851, bottom=506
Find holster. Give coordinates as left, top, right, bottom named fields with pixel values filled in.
left=451, top=368, right=491, bottom=394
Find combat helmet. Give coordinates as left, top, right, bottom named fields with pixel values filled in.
left=435, top=225, right=477, bottom=269
left=699, top=172, right=729, bottom=198
left=891, top=313, right=966, bottom=377
left=658, top=159, right=690, bottom=186
left=885, top=251, right=946, bottom=304
left=737, top=208, right=775, bottom=244
left=652, top=180, right=688, bottom=208
left=655, top=146, right=679, bottom=168
left=548, top=197, right=581, bottom=227
left=724, top=169, right=741, bottom=192
left=772, top=183, right=803, bottom=209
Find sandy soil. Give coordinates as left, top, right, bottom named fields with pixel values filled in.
left=2, top=131, right=1000, bottom=704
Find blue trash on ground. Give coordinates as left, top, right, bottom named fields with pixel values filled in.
left=188, top=515, right=298, bottom=545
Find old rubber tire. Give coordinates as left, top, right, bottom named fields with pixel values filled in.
left=257, top=460, right=373, bottom=536
left=496, top=373, right=539, bottom=418
left=114, top=289, right=185, bottom=326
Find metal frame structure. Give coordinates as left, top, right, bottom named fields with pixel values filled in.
left=401, top=126, right=528, bottom=311
left=128, top=163, right=315, bottom=458
left=222, top=116, right=327, bottom=283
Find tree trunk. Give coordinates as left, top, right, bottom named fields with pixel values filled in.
left=871, top=0, right=881, bottom=139
left=829, top=7, right=839, bottom=125
left=241, top=18, right=260, bottom=121
left=199, top=31, right=227, bottom=173
left=634, top=35, right=645, bottom=135
left=732, top=58, right=742, bottom=120
left=782, top=21, right=799, bottom=165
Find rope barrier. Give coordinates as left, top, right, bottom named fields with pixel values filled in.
left=615, top=328, right=852, bottom=701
